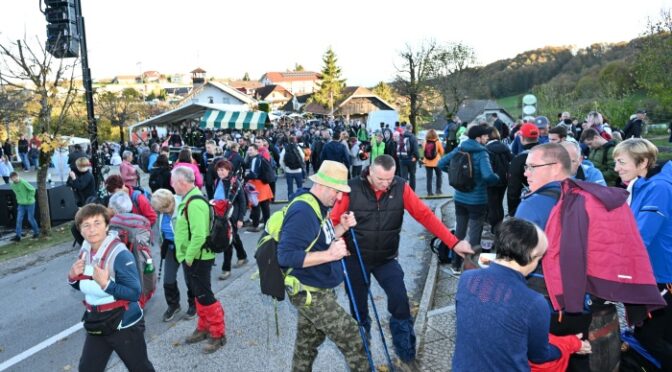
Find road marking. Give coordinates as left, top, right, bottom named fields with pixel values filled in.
left=0, top=322, right=83, bottom=371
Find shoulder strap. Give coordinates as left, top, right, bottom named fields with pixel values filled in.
left=99, top=239, right=124, bottom=273
left=183, top=194, right=212, bottom=243
left=283, top=194, right=327, bottom=277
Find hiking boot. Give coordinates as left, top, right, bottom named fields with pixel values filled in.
left=449, top=266, right=462, bottom=276
left=184, top=304, right=197, bottom=320
left=234, top=259, right=248, bottom=268
left=394, top=357, right=420, bottom=372
left=185, top=329, right=208, bottom=344
left=162, top=305, right=181, bottom=322
left=10, top=236, right=21, bottom=242
left=202, top=335, right=226, bottom=354
left=218, top=271, right=231, bottom=280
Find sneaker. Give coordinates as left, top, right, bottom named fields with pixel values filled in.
left=234, top=259, right=248, bottom=268
left=450, top=266, right=462, bottom=276
left=243, top=220, right=253, bottom=227
left=183, top=304, right=197, bottom=320
left=10, top=236, right=21, bottom=242
left=246, top=226, right=262, bottom=233
left=202, top=335, right=226, bottom=354
left=162, top=305, right=181, bottom=322
left=185, top=329, right=208, bottom=344
left=218, top=271, right=231, bottom=280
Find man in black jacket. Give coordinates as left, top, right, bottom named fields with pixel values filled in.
left=67, top=157, right=96, bottom=206
left=398, top=124, right=419, bottom=191
left=507, top=123, right=540, bottom=216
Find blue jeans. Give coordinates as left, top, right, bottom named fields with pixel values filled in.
left=20, top=152, right=29, bottom=170
left=16, top=204, right=40, bottom=237
left=285, top=172, right=303, bottom=198
left=31, top=156, right=39, bottom=170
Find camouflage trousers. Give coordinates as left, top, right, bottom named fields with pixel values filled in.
left=289, top=288, right=369, bottom=372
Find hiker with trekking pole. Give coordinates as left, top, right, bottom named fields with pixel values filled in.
left=276, top=161, right=370, bottom=372
left=331, top=154, right=474, bottom=370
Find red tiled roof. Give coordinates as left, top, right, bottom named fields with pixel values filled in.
left=262, top=71, right=321, bottom=83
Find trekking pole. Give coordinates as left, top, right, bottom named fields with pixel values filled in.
left=350, top=229, right=395, bottom=371
left=340, top=258, right=376, bottom=372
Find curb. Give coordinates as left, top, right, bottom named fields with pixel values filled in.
left=414, top=200, right=448, bottom=356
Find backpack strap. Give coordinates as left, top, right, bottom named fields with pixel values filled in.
left=282, top=194, right=327, bottom=306
left=183, top=193, right=212, bottom=255
left=99, top=238, right=125, bottom=280
left=131, top=190, right=141, bottom=211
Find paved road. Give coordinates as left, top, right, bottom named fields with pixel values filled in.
left=0, top=164, right=449, bottom=371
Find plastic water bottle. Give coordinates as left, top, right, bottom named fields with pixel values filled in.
left=144, top=258, right=154, bottom=274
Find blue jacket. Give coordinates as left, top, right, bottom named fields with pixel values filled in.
left=515, top=181, right=561, bottom=230
left=630, top=161, right=672, bottom=283
left=277, top=191, right=343, bottom=289
left=439, top=139, right=499, bottom=205
left=320, top=141, right=351, bottom=168
left=453, top=262, right=560, bottom=371
left=579, top=160, right=606, bottom=186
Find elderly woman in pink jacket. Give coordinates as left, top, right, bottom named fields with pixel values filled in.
left=119, top=150, right=139, bottom=188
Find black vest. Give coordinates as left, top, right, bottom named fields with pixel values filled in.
left=345, top=175, right=405, bottom=265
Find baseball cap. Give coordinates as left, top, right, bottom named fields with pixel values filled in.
left=520, top=123, right=539, bottom=139
left=534, top=116, right=550, bottom=129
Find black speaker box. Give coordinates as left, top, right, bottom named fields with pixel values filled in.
left=0, top=182, right=77, bottom=228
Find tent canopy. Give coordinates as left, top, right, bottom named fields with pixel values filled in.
left=199, top=109, right=268, bottom=130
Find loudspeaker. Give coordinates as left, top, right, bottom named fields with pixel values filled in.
left=0, top=182, right=77, bottom=227
left=47, top=183, right=78, bottom=222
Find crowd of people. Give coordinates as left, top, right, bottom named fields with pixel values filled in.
left=2, top=107, right=670, bottom=371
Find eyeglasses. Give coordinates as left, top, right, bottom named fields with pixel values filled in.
left=524, top=162, right=557, bottom=172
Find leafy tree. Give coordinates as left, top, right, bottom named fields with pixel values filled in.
left=0, top=86, right=27, bottom=140
left=96, top=88, right=144, bottom=143
left=242, top=72, right=250, bottom=81
left=0, top=38, right=79, bottom=235
left=635, top=9, right=672, bottom=109
left=432, top=42, right=477, bottom=116
left=294, top=63, right=305, bottom=72
left=312, top=47, right=346, bottom=114
left=372, top=81, right=395, bottom=104
left=395, top=40, right=440, bottom=130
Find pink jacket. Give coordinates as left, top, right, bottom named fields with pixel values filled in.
left=543, top=179, right=665, bottom=323
left=173, top=162, right=203, bottom=188
left=119, top=160, right=138, bottom=187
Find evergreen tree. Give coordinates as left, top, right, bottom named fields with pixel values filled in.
left=372, top=81, right=395, bottom=104
left=312, top=47, right=346, bottom=114
left=294, top=63, right=305, bottom=71
left=242, top=72, right=250, bottom=81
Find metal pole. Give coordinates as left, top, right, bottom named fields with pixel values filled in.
left=74, top=0, right=100, bottom=191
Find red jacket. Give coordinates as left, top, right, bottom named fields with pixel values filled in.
left=126, top=187, right=157, bottom=226
left=542, top=179, right=664, bottom=322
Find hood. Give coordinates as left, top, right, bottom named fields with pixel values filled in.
left=636, top=160, right=672, bottom=194
left=486, top=140, right=509, bottom=154
left=458, top=139, right=486, bottom=153
left=562, top=178, right=627, bottom=212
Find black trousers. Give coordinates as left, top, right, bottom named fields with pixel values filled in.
left=486, top=186, right=507, bottom=232
left=635, top=284, right=672, bottom=370
left=251, top=200, right=271, bottom=227
left=425, top=166, right=442, bottom=195
left=222, top=223, right=247, bottom=271
left=184, top=258, right=216, bottom=306
left=79, top=320, right=155, bottom=372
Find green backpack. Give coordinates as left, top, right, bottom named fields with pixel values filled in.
left=254, top=193, right=324, bottom=302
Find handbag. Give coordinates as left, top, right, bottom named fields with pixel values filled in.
left=81, top=307, right=124, bottom=336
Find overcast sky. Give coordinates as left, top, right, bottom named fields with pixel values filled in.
left=2, top=0, right=670, bottom=86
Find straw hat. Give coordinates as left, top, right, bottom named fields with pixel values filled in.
left=309, top=160, right=351, bottom=193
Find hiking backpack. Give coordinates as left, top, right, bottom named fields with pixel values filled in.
left=254, top=193, right=323, bottom=301
left=183, top=194, right=231, bottom=254
left=283, top=144, right=302, bottom=170
left=424, top=140, right=438, bottom=160
left=259, top=157, right=277, bottom=184
left=448, top=151, right=475, bottom=192
left=108, top=213, right=156, bottom=308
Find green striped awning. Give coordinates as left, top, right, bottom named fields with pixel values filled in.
left=199, top=110, right=268, bottom=130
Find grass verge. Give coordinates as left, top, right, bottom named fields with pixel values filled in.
left=0, top=225, right=72, bottom=263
